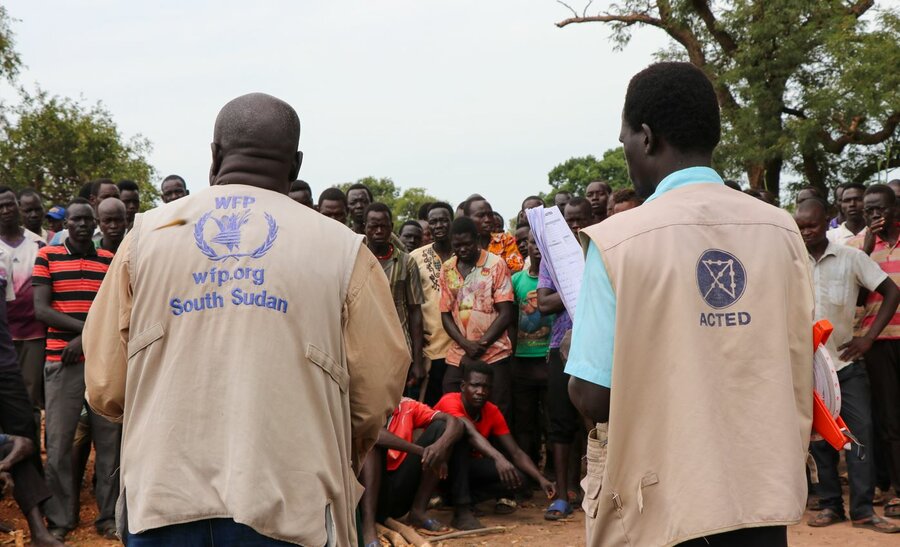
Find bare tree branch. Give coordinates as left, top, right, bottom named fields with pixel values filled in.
left=556, top=1, right=579, bottom=19
left=556, top=12, right=663, bottom=29
left=554, top=2, right=740, bottom=112
left=583, top=0, right=594, bottom=18
left=782, top=107, right=808, bottom=119
left=822, top=111, right=900, bottom=153
left=655, top=1, right=706, bottom=68
left=690, top=0, right=737, bottom=54
left=848, top=0, right=875, bottom=18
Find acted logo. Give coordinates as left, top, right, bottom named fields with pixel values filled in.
left=696, top=249, right=750, bottom=327
left=696, top=249, right=746, bottom=309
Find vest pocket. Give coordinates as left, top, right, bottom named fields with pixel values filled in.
left=637, top=472, right=659, bottom=514
left=306, top=344, right=349, bottom=392
left=127, top=323, right=164, bottom=360
left=582, top=424, right=608, bottom=518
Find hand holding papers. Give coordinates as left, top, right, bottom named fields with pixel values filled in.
left=525, top=206, right=584, bottom=317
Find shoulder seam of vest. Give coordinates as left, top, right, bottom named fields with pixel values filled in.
left=597, top=221, right=801, bottom=252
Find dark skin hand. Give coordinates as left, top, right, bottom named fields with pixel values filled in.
left=373, top=413, right=462, bottom=477
left=34, top=284, right=85, bottom=365
left=839, top=278, right=900, bottom=362
left=0, top=435, right=34, bottom=473
left=457, top=419, right=555, bottom=498
left=442, top=301, right=514, bottom=360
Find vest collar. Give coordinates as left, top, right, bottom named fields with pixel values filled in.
left=645, top=166, right=724, bottom=204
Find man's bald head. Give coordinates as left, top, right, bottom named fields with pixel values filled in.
left=98, top=196, right=126, bottom=217
left=210, top=93, right=302, bottom=194
left=796, top=196, right=828, bottom=218
left=97, top=197, right=127, bottom=249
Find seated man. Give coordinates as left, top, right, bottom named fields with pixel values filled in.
left=0, top=432, right=66, bottom=546
left=359, top=397, right=463, bottom=547
left=435, top=361, right=555, bottom=530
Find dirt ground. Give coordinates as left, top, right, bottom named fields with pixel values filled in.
left=2, top=468, right=898, bottom=547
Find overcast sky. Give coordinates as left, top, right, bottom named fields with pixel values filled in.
left=4, top=2, right=895, bottom=218
left=0, top=1, right=674, bottom=218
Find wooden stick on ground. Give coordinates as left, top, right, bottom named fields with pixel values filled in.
left=376, top=523, right=411, bottom=547
left=384, top=518, right=433, bottom=547
left=429, top=526, right=507, bottom=542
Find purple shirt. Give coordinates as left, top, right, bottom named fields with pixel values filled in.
left=538, top=260, right=571, bottom=349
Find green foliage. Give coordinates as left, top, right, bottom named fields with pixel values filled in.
left=0, top=6, right=22, bottom=85
left=544, top=147, right=630, bottom=201
left=0, top=90, right=159, bottom=206
left=556, top=1, right=900, bottom=196
left=337, top=177, right=442, bottom=224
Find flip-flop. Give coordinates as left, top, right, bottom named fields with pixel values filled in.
left=410, top=517, right=451, bottom=536
left=885, top=498, right=900, bottom=519
left=852, top=515, right=900, bottom=533
left=495, top=497, right=517, bottom=515
left=807, top=508, right=846, bottom=527
left=545, top=498, right=573, bottom=521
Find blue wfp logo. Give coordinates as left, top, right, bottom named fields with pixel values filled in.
left=696, top=249, right=746, bottom=309
left=194, top=195, right=278, bottom=262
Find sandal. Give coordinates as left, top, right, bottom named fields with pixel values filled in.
left=886, top=498, right=900, bottom=519
left=545, top=498, right=573, bottom=521
left=807, top=507, right=846, bottom=527
left=852, top=515, right=900, bottom=533
left=494, top=497, right=517, bottom=515
left=408, top=517, right=450, bottom=536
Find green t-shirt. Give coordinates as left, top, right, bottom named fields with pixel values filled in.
left=512, top=269, right=554, bottom=358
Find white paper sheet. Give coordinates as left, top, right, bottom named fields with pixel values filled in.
left=525, top=206, right=585, bottom=317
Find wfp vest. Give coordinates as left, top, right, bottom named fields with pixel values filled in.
left=579, top=184, right=814, bottom=546
left=121, top=185, right=363, bottom=546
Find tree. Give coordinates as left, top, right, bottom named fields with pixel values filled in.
left=0, top=6, right=22, bottom=85
left=544, top=147, right=630, bottom=201
left=394, top=186, right=439, bottom=223
left=0, top=90, right=159, bottom=206
left=337, top=177, right=442, bottom=224
left=555, top=1, right=900, bottom=196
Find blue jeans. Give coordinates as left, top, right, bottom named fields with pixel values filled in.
left=810, top=361, right=875, bottom=520
left=125, top=518, right=297, bottom=547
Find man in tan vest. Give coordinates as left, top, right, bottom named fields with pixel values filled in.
left=82, top=93, right=410, bottom=546
left=565, top=63, right=814, bottom=546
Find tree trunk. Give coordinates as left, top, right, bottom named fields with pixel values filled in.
left=746, top=162, right=765, bottom=189
left=802, top=152, right=828, bottom=194
left=764, top=156, right=783, bottom=196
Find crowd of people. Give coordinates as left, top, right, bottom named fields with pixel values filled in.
left=0, top=61, right=899, bottom=547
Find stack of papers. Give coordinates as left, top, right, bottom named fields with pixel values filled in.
left=525, top=206, right=585, bottom=317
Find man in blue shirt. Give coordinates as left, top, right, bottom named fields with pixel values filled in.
left=567, top=62, right=812, bottom=547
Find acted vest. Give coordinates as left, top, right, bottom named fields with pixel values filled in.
left=580, top=184, right=814, bottom=546
left=121, top=185, right=363, bottom=546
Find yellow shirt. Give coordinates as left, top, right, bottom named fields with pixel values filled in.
left=410, top=244, right=454, bottom=360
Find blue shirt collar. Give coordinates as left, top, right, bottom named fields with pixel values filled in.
left=644, top=166, right=724, bottom=203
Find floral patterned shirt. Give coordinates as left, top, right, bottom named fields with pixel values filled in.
left=439, top=250, right=514, bottom=365
left=487, top=232, right=524, bottom=273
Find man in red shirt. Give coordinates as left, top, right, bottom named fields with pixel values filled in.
left=33, top=198, right=118, bottom=541
left=849, top=184, right=900, bottom=517
left=359, top=398, right=463, bottom=547
left=435, top=362, right=555, bottom=530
